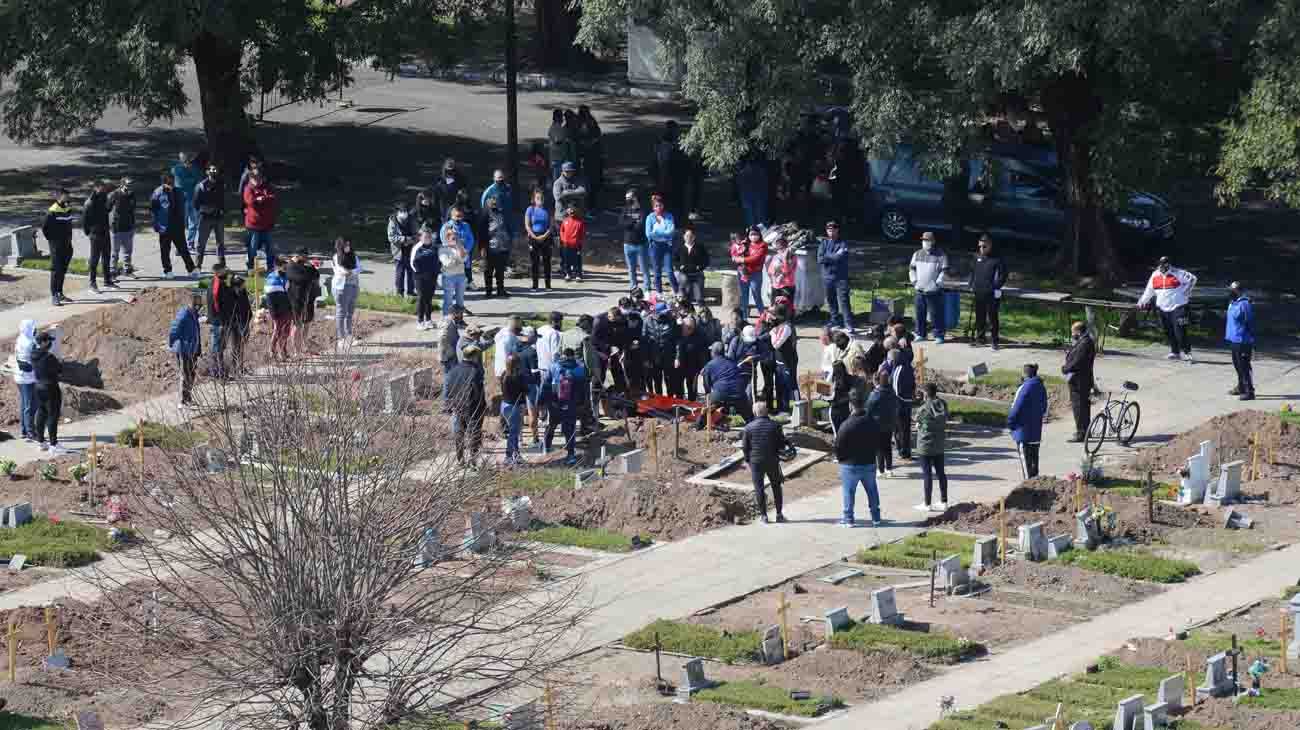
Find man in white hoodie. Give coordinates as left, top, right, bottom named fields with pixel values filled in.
left=11, top=319, right=38, bottom=442
left=536, top=311, right=564, bottom=373
left=909, top=231, right=949, bottom=343
left=1137, top=256, right=1197, bottom=362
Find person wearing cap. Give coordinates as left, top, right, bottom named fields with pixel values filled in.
left=909, top=231, right=949, bottom=342
left=168, top=289, right=204, bottom=408
left=433, top=158, right=465, bottom=221
left=1137, top=256, right=1198, bottom=361
left=675, top=227, right=710, bottom=305
left=444, top=344, right=487, bottom=465
left=730, top=227, right=768, bottom=319
left=1225, top=281, right=1255, bottom=400
left=552, top=161, right=587, bottom=221
left=83, top=179, right=115, bottom=293
left=817, top=220, right=853, bottom=329
left=1007, top=363, right=1048, bottom=478
left=969, top=233, right=1007, bottom=349
left=644, top=194, right=679, bottom=295
left=285, top=249, right=321, bottom=356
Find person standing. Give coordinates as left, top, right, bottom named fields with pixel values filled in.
left=968, top=233, right=1007, bottom=349
left=544, top=346, right=588, bottom=466
left=621, top=189, right=649, bottom=291
left=12, top=320, right=39, bottom=443
left=83, top=179, right=115, bottom=293
left=866, top=371, right=899, bottom=478
left=415, top=190, right=440, bottom=232
left=1226, top=281, right=1255, bottom=400
left=438, top=228, right=468, bottom=315
left=285, top=249, right=320, bottom=356
left=765, top=236, right=797, bottom=320
left=515, top=327, right=543, bottom=447
left=741, top=403, right=788, bottom=523
left=228, top=276, right=253, bottom=372
left=828, top=360, right=862, bottom=436
left=836, top=393, right=881, bottom=527
left=494, top=316, right=523, bottom=379
left=817, top=221, right=853, bottom=330
left=481, top=169, right=515, bottom=226
left=262, top=258, right=293, bottom=362
left=411, top=229, right=441, bottom=330
left=677, top=316, right=710, bottom=400
left=558, top=205, right=586, bottom=282
left=644, top=302, right=682, bottom=396
left=171, top=152, right=201, bottom=251
left=192, top=163, right=228, bottom=269
left=500, top=354, right=539, bottom=466
left=909, top=231, right=948, bottom=342
left=676, top=228, right=710, bottom=305
left=731, top=227, right=768, bottom=319
left=440, top=205, right=477, bottom=284
left=552, top=161, right=588, bottom=222
left=387, top=202, right=419, bottom=298
left=644, top=194, right=679, bottom=295
left=1007, top=363, right=1048, bottom=478
left=576, top=105, right=604, bottom=210
left=536, top=311, right=564, bottom=373
left=150, top=174, right=196, bottom=280
left=913, top=383, right=950, bottom=512
left=769, top=313, right=799, bottom=413
left=433, top=159, right=465, bottom=221
left=41, top=189, right=75, bottom=306
left=242, top=171, right=279, bottom=272
left=547, top=110, right=576, bottom=185
left=107, top=177, right=136, bottom=278
left=331, top=237, right=361, bottom=347
left=1137, top=256, right=1198, bottom=362
left=1062, top=321, right=1096, bottom=443
left=438, top=306, right=467, bottom=374
left=483, top=196, right=513, bottom=298
left=891, top=347, right=916, bottom=460
left=444, top=345, right=488, bottom=465
left=168, top=290, right=204, bottom=408
left=651, top=121, right=687, bottom=216
left=524, top=189, right=554, bottom=290
left=30, top=332, right=65, bottom=454
left=205, top=263, right=234, bottom=378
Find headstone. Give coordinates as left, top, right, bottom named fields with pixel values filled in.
left=1113, top=694, right=1144, bottom=730
left=1142, top=701, right=1168, bottom=730
left=409, top=367, right=435, bottom=399
left=870, top=587, right=904, bottom=625
left=205, top=447, right=227, bottom=474
left=615, top=449, right=645, bottom=475
left=1287, top=594, right=1300, bottom=664
left=1157, top=674, right=1184, bottom=710
left=413, top=527, right=440, bottom=567
left=1046, top=534, right=1073, bottom=559
left=761, top=624, right=785, bottom=664
left=7, top=501, right=32, bottom=529
left=465, top=512, right=496, bottom=554
left=503, top=496, right=533, bottom=530
left=1205, top=460, right=1243, bottom=506
left=681, top=658, right=707, bottom=693
left=76, top=712, right=105, bottom=730
left=6, top=225, right=37, bottom=259
left=1070, top=723, right=1094, bottom=730
left=936, top=554, right=967, bottom=592
left=7, top=554, right=25, bottom=572
left=790, top=400, right=812, bottom=428
left=1179, top=454, right=1207, bottom=504
left=385, top=375, right=413, bottom=414
left=972, top=536, right=998, bottom=571
left=824, top=606, right=851, bottom=638
left=966, top=362, right=989, bottom=380
left=1075, top=509, right=1101, bottom=550
left=238, top=428, right=261, bottom=459
left=1018, top=521, right=1048, bottom=561
left=1200, top=440, right=1215, bottom=469
left=819, top=568, right=864, bottom=585
left=574, top=469, right=599, bottom=489
left=503, top=700, right=540, bottom=730
left=44, top=647, right=70, bottom=670
left=1196, top=652, right=1234, bottom=699
left=1222, top=508, right=1253, bottom=530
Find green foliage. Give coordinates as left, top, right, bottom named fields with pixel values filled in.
left=116, top=421, right=205, bottom=451
left=830, top=620, right=982, bottom=662
left=1237, top=688, right=1300, bottom=710
left=694, top=680, right=843, bottom=717
left=1056, top=549, right=1200, bottom=583
left=857, top=531, right=978, bottom=571
left=1279, top=409, right=1300, bottom=428
left=946, top=398, right=1009, bottom=428
left=0, top=517, right=110, bottom=568
left=1283, top=585, right=1300, bottom=600
left=622, top=619, right=761, bottom=664
left=1091, top=477, right=1177, bottom=500
left=321, top=290, right=423, bottom=316
left=0, top=713, right=67, bottom=730
left=1182, top=631, right=1280, bottom=657
left=970, top=370, right=1065, bottom=389
left=38, top=463, right=57, bottom=481
left=0, top=459, right=16, bottom=477
left=499, top=469, right=576, bottom=496
left=18, top=256, right=89, bottom=276
left=525, top=525, right=637, bottom=552
left=67, top=462, right=90, bottom=484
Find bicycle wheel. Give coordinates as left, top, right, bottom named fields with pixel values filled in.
left=1117, top=402, right=1141, bottom=446
left=1084, top=412, right=1108, bottom=456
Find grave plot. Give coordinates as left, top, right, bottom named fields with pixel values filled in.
left=556, top=702, right=789, bottom=730
left=927, top=368, right=1072, bottom=420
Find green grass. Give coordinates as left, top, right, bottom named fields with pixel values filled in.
left=1182, top=630, right=1281, bottom=656
left=18, top=255, right=90, bottom=276
left=1091, top=476, right=1178, bottom=500
left=499, top=468, right=576, bottom=495
left=322, top=289, right=423, bottom=315
left=970, top=369, right=1066, bottom=389
left=524, top=525, right=636, bottom=552
left=945, top=397, right=1009, bottom=427
left=1280, top=409, right=1300, bottom=427
left=830, top=620, right=983, bottom=662
left=1237, top=687, right=1300, bottom=710
left=116, top=421, right=206, bottom=450
left=694, top=680, right=843, bottom=717
left=0, top=713, right=68, bottom=730
left=1283, top=585, right=1300, bottom=600
left=0, top=517, right=113, bottom=568
left=1056, top=549, right=1200, bottom=583
left=857, top=531, right=979, bottom=570
left=622, top=619, right=761, bottom=664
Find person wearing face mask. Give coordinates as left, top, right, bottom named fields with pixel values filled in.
left=909, top=231, right=949, bottom=343
left=388, top=201, right=419, bottom=298
left=414, top=190, right=439, bottom=232
left=968, top=233, right=1007, bottom=350
left=1061, top=321, right=1096, bottom=443
left=1225, top=281, right=1255, bottom=401
left=440, top=205, right=477, bottom=286
left=433, top=159, right=464, bottom=220
left=644, top=194, right=679, bottom=295
left=171, top=151, right=201, bottom=251
left=192, top=164, right=227, bottom=269
left=1007, top=363, right=1048, bottom=478
left=621, top=189, right=649, bottom=291
left=483, top=196, right=513, bottom=298
left=107, top=177, right=137, bottom=279
left=765, top=236, right=797, bottom=321
left=675, top=228, right=710, bottom=305
left=730, top=227, right=768, bottom=319
left=525, top=189, right=554, bottom=290
left=552, top=161, right=587, bottom=222
left=481, top=169, right=515, bottom=223
left=42, top=188, right=75, bottom=306
left=1137, top=255, right=1198, bottom=362
left=83, top=179, right=114, bottom=293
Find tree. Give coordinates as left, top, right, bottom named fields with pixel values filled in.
left=76, top=359, right=586, bottom=730
left=579, top=0, right=1266, bottom=280
left=0, top=0, right=451, bottom=177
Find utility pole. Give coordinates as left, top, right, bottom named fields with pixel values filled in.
left=504, top=0, right=520, bottom=194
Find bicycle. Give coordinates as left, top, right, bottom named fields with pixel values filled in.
left=1083, top=381, right=1141, bottom=456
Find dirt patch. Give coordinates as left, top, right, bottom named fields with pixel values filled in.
left=1147, top=410, right=1298, bottom=473
left=975, top=559, right=1166, bottom=617
left=928, top=370, right=1070, bottom=418
left=711, top=646, right=935, bottom=704
left=561, top=702, right=788, bottom=730
left=530, top=477, right=756, bottom=541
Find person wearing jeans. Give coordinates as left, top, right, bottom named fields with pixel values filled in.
left=730, top=227, right=768, bottom=319
left=499, top=356, right=539, bottom=465
left=644, top=195, right=678, bottom=294
left=913, top=383, right=950, bottom=512
left=817, top=221, right=854, bottom=329
left=621, top=191, right=648, bottom=290
left=12, top=319, right=38, bottom=441
left=835, top=395, right=880, bottom=526
left=242, top=171, right=279, bottom=272
left=388, top=203, right=419, bottom=297
left=1225, top=282, right=1255, bottom=400
left=909, top=231, right=948, bottom=341
left=107, top=178, right=137, bottom=277
left=332, top=238, right=361, bottom=344
left=192, top=165, right=228, bottom=269
left=439, top=231, right=468, bottom=315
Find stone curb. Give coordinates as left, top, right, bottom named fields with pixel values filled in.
left=396, top=62, right=680, bottom=100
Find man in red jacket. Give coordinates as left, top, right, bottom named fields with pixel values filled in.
left=242, top=171, right=278, bottom=272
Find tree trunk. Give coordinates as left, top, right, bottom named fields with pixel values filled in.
left=535, top=0, right=579, bottom=69
left=192, top=32, right=255, bottom=182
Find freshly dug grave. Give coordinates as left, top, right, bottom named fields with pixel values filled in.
left=975, top=559, right=1165, bottom=617
left=1145, top=409, right=1298, bottom=475
left=529, top=477, right=756, bottom=541
left=927, top=370, right=1070, bottom=419
left=560, top=702, right=788, bottom=730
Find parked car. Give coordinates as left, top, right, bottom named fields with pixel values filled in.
left=866, top=144, right=1176, bottom=250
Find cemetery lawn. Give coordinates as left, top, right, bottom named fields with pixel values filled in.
left=17, top=255, right=90, bottom=276
left=117, top=420, right=206, bottom=450
left=1090, top=476, right=1178, bottom=500
left=830, top=620, right=983, bottom=663
left=945, top=397, right=1009, bottom=427
left=858, top=531, right=979, bottom=571
left=968, top=369, right=1066, bottom=389
left=1181, top=630, right=1281, bottom=656
left=694, top=679, right=844, bottom=717
left=623, top=619, right=761, bottom=664
left=322, top=290, right=423, bottom=315
left=0, top=517, right=117, bottom=568
left=1280, top=409, right=1300, bottom=427
left=0, top=714, right=66, bottom=730
left=1056, top=549, right=1200, bottom=584
left=498, top=468, right=578, bottom=495
left=1237, top=688, right=1300, bottom=710
left=525, top=525, right=636, bottom=552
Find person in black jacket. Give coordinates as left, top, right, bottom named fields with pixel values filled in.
left=862, top=325, right=888, bottom=375
left=891, top=348, right=917, bottom=459
left=836, top=394, right=882, bottom=526
left=83, top=180, right=115, bottom=292
left=1062, top=321, right=1097, bottom=442
left=285, top=249, right=321, bottom=355
left=192, top=164, right=227, bottom=270
left=228, top=276, right=253, bottom=374
left=42, top=189, right=75, bottom=306
left=677, top=316, right=711, bottom=400
left=643, top=303, right=682, bottom=396
left=866, top=370, right=899, bottom=477
left=741, top=403, right=788, bottom=523
left=444, top=345, right=487, bottom=464
left=30, top=332, right=64, bottom=454
left=107, top=178, right=137, bottom=278
left=591, top=307, right=630, bottom=394
left=433, top=159, right=465, bottom=221
left=674, top=228, right=710, bottom=304
left=205, top=263, right=235, bottom=378
left=621, top=190, right=649, bottom=292
left=968, top=234, right=1008, bottom=349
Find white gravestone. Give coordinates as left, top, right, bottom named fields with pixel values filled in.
left=1018, top=521, right=1048, bottom=561
left=1113, top=694, right=1144, bottom=730
left=1288, top=594, right=1300, bottom=664
left=871, top=587, right=903, bottom=625
left=1047, top=535, right=1073, bottom=559
left=1157, top=674, right=1184, bottom=710
left=972, top=536, right=998, bottom=571
left=1205, top=460, right=1243, bottom=506
left=1142, top=702, right=1168, bottom=730
left=824, top=606, right=851, bottom=638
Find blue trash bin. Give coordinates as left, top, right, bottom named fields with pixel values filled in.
left=943, top=291, right=962, bottom=334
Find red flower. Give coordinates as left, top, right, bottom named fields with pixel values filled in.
left=49, top=514, right=60, bottom=524
left=352, top=371, right=362, bottom=382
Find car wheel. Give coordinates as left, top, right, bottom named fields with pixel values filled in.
left=880, top=208, right=910, bottom=242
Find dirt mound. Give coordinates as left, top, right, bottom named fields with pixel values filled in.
left=1147, top=409, right=1299, bottom=472
left=564, top=703, right=787, bottom=730
left=532, top=478, right=757, bottom=540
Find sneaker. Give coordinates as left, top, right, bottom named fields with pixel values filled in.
left=1067, top=434, right=1084, bottom=443
left=89, top=285, right=101, bottom=294
left=870, top=519, right=882, bottom=529
left=51, top=296, right=62, bottom=307
left=105, top=281, right=119, bottom=290
left=1228, top=387, right=1242, bottom=396
left=124, top=265, right=136, bottom=277
left=1165, top=352, right=1179, bottom=360
left=759, top=515, right=770, bottom=524
left=45, top=444, right=66, bottom=455
left=163, top=271, right=174, bottom=279
left=839, top=519, right=855, bottom=528
left=886, top=470, right=898, bottom=478
left=1180, top=353, right=1194, bottom=363
left=991, top=343, right=1000, bottom=352
left=1239, top=392, right=1255, bottom=401
left=913, top=503, right=932, bottom=512
left=775, top=514, right=788, bottom=523
left=936, top=502, right=949, bottom=511
left=563, top=455, right=579, bottom=466
left=935, top=337, right=945, bottom=344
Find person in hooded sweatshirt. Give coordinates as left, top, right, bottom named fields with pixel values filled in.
left=11, top=320, right=39, bottom=442
left=483, top=196, right=513, bottom=298
left=285, top=249, right=321, bottom=355
left=30, top=331, right=65, bottom=454
left=410, top=228, right=441, bottom=330
left=865, top=370, right=899, bottom=478
left=1007, top=363, right=1048, bottom=478
left=891, top=346, right=917, bottom=460
left=83, top=179, right=116, bottom=292
left=168, top=290, right=203, bottom=407
left=913, top=382, right=950, bottom=512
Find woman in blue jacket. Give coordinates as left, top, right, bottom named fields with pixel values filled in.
left=644, top=194, right=678, bottom=295
left=1007, top=363, right=1048, bottom=479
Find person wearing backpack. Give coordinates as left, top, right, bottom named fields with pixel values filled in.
left=544, top=346, right=588, bottom=466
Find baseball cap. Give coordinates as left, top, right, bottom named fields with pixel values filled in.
left=561, top=161, right=577, bottom=172
left=825, top=220, right=840, bottom=228
left=655, top=302, right=669, bottom=314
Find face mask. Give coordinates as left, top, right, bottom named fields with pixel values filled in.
left=445, top=175, right=455, bottom=184
left=922, top=240, right=933, bottom=251
left=397, top=212, right=409, bottom=223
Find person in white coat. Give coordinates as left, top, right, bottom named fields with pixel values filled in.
left=536, top=311, right=564, bottom=373
left=10, top=319, right=39, bottom=442
left=909, top=231, right=949, bottom=342
left=1137, top=255, right=1197, bottom=361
